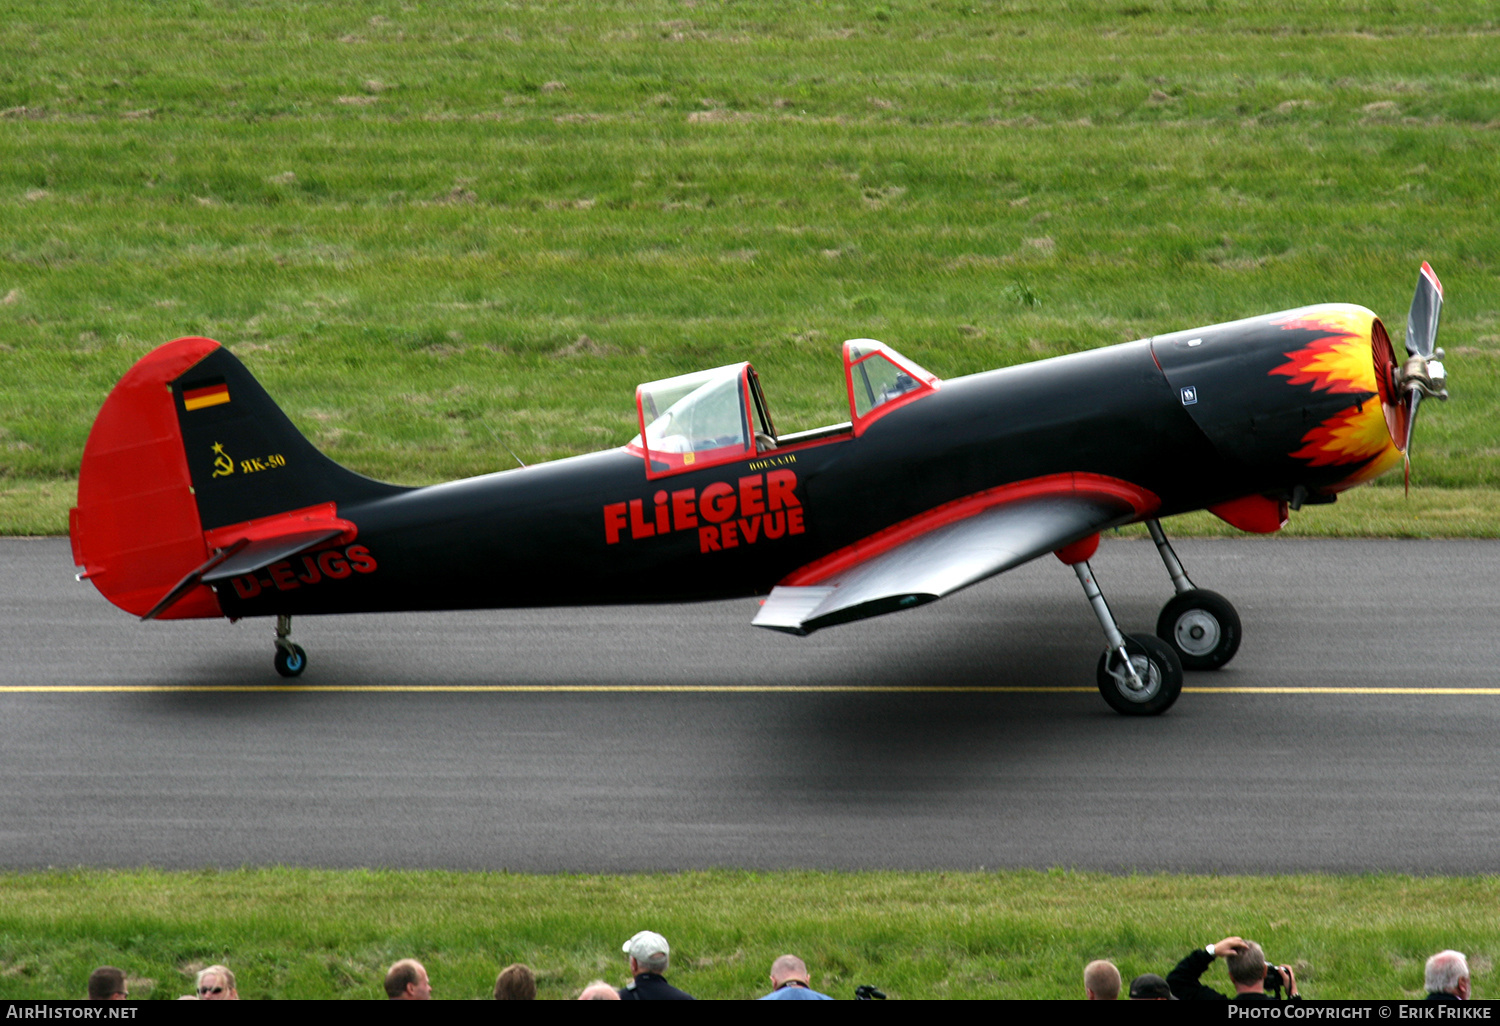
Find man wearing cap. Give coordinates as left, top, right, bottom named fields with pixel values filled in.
left=619, top=930, right=695, bottom=1000
left=1130, top=973, right=1177, bottom=1000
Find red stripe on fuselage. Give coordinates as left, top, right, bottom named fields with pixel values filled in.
left=201, top=501, right=358, bottom=552
left=779, top=472, right=1159, bottom=587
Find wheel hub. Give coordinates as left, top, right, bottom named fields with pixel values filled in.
left=1173, top=609, right=1221, bottom=656
left=1112, top=652, right=1162, bottom=702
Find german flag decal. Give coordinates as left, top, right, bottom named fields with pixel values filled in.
left=182, top=379, right=231, bottom=411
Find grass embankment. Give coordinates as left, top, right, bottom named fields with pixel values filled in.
left=1, top=1, right=1497, bottom=534
left=1, top=868, right=1498, bottom=1001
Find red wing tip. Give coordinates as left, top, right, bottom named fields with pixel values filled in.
left=1420, top=261, right=1443, bottom=298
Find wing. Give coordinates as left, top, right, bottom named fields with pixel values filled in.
left=752, top=475, right=1154, bottom=635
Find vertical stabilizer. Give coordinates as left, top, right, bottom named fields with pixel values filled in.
left=72, top=337, right=407, bottom=619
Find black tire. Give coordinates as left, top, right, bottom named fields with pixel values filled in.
left=1155, top=589, right=1241, bottom=671
left=274, top=643, right=307, bottom=679
left=1096, top=633, right=1182, bottom=716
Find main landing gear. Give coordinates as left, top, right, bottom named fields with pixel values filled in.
left=1062, top=522, right=1244, bottom=715
left=1145, top=520, right=1241, bottom=671
left=273, top=613, right=307, bottom=678
left=1068, top=552, right=1183, bottom=716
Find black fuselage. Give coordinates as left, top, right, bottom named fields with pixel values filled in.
left=211, top=305, right=1398, bottom=619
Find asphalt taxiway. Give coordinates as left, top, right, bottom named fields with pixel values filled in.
left=3, top=535, right=1498, bottom=873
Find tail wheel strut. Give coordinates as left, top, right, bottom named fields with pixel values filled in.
left=273, top=614, right=307, bottom=679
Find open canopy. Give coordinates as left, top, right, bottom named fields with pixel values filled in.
left=631, top=362, right=776, bottom=479
left=628, top=341, right=939, bottom=477
left=843, top=339, right=940, bottom=436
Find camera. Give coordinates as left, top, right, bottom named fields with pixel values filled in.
left=1264, top=964, right=1292, bottom=998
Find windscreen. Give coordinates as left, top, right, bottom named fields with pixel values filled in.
left=633, top=364, right=753, bottom=475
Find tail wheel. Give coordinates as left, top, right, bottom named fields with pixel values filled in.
left=1156, top=589, right=1241, bottom=671
left=274, top=643, right=307, bottom=679
left=1096, top=633, right=1182, bottom=716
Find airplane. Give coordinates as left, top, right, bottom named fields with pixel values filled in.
left=69, top=264, right=1448, bottom=715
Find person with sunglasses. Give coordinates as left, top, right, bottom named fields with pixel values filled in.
left=195, top=965, right=238, bottom=1000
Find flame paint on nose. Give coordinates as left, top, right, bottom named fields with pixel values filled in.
left=1268, top=307, right=1401, bottom=488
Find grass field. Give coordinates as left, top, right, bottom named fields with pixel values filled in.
left=2, top=868, right=1499, bottom=1001
left=1, top=1, right=1497, bottom=533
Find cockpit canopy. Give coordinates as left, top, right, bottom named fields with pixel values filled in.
left=842, top=339, right=939, bottom=433
left=632, top=362, right=775, bottom=479
left=629, top=341, right=939, bottom=478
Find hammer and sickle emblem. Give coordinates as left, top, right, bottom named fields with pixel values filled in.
left=211, top=442, right=234, bottom=478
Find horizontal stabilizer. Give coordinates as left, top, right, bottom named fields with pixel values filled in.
left=139, top=503, right=356, bottom=620
left=201, top=528, right=345, bottom=583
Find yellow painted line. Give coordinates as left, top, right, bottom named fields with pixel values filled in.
left=4, top=685, right=1500, bottom=695
left=1185, top=687, right=1500, bottom=695
left=3, top=685, right=1090, bottom=694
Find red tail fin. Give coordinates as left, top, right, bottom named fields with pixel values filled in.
left=72, top=336, right=405, bottom=620
left=72, top=337, right=223, bottom=618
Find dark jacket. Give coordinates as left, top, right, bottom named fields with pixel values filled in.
left=619, top=973, right=695, bottom=1001
left=1167, top=948, right=1297, bottom=1002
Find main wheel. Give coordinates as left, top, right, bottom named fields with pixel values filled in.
left=1096, top=633, right=1182, bottom=716
left=274, top=643, right=307, bottom=678
left=1155, top=589, right=1241, bottom=671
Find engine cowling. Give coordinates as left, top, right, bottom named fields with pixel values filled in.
left=1150, top=303, right=1404, bottom=502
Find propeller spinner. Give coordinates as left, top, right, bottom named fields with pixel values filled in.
left=1393, top=262, right=1448, bottom=490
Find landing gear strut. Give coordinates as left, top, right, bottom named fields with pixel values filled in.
left=273, top=614, right=307, bottom=678
left=1071, top=556, right=1182, bottom=716
left=1145, top=520, right=1241, bottom=671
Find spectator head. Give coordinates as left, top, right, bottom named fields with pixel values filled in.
left=1426, top=950, right=1471, bottom=999
left=622, top=930, right=670, bottom=975
left=494, top=963, right=536, bottom=1001
left=1226, top=941, right=1268, bottom=989
left=578, top=980, right=622, bottom=1000
left=385, top=959, right=432, bottom=1000
left=1084, top=959, right=1121, bottom=1000
left=87, top=966, right=127, bottom=1001
left=770, top=954, right=812, bottom=990
left=195, top=965, right=237, bottom=1000
left=1129, top=973, right=1177, bottom=1000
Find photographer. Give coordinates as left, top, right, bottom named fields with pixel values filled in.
left=1167, top=936, right=1300, bottom=1001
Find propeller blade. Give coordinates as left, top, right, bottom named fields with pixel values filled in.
left=1402, top=391, right=1422, bottom=495
left=1395, top=264, right=1448, bottom=494
left=1405, top=261, right=1444, bottom=358
left=1402, top=390, right=1422, bottom=455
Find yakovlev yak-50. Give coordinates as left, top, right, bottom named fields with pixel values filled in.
left=71, top=265, right=1448, bottom=714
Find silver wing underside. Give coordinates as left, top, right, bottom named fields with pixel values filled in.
left=752, top=494, right=1135, bottom=635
